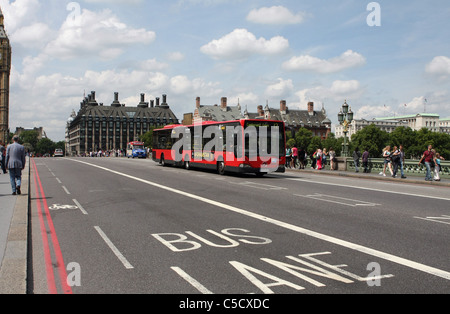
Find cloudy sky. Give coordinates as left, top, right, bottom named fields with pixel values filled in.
left=2, top=0, right=450, bottom=141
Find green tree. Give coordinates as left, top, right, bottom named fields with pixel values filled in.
left=19, top=130, right=39, bottom=151
left=294, top=128, right=313, bottom=152
left=307, top=136, right=323, bottom=155
left=36, top=138, right=55, bottom=156
left=389, top=127, right=416, bottom=158
left=141, top=127, right=157, bottom=148
left=350, top=124, right=389, bottom=158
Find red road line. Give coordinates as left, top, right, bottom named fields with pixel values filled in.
left=32, top=160, right=57, bottom=294
left=32, top=159, right=73, bottom=294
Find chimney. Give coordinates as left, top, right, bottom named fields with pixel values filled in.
left=88, top=91, right=98, bottom=106
left=308, top=102, right=314, bottom=115
left=162, top=94, right=167, bottom=105
left=150, top=100, right=154, bottom=108
left=221, top=97, right=227, bottom=111
left=111, top=92, right=121, bottom=107
left=196, top=97, right=201, bottom=109
left=138, top=93, right=149, bottom=108
left=156, top=97, right=160, bottom=106
left=280, top=100, right=287, bottom=113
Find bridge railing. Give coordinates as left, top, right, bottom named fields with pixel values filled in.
left=299, top=157, right=450, bottom=178
left=344, top=158, right=449, bottom=177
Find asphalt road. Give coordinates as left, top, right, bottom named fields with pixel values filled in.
left=29, top=157, right=450, bottom=295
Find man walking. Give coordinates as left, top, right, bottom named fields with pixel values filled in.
left=5, top=136, right=26, bottom=195
left=418, top=144, right=434, bottom=182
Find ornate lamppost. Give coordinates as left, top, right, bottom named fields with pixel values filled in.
left=338, top=101, right=354, bottom=157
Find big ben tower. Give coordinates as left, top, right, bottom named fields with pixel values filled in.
left=0, top=7, right=11, bottom=144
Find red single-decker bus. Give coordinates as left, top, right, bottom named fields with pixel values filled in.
left=152, top=119, right=286, bottom=176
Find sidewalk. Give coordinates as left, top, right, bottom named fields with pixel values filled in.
left=0, top=161, right=29, bottom=294
left=286, top=166, right=450, bottom=187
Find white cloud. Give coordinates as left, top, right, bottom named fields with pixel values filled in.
left=282, top=50, right=366, bottom=73
left=0, top=0, right=40, bottom=33
left=295, top=80, right=363, bottom=110
left=265, top=78, right=294, bottom=98
left=9, top=22, right=55, bottom=49
left=43, top=8, right=156, bottom=60
left=167, top=52, right=185, bottom=62
left=426, top=56, right=450, bottom=80
left=247, top=6, right=307, bottom=25
left=201, top=28, right=289, bottom=60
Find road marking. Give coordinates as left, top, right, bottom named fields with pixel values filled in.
left=295, top=193, right=380, bottom=207
left=62, top=186, right=71, bottom=195
left=171, top=267, right=214, bottom=294
left=56, top=178, right=62, bottom=184
left=32, top=159, right=73, bottom=294
left=69, top=159, right=450, bottom=281
left=94, top=226, right=134, bottom=270
left=414, top=215, right=450, bottom=226
left=73, top=199, right=89, bottom=215
left=240, top=181, right=287, bottom=191
left=288, top=178, right=450, bottom=201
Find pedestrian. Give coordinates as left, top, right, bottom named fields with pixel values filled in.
left=391, top=146, right=401, bottom=178
left=434, top=152, right=442, bottom=181
left=298, top=147, right=306, bottom=169
left=291, top=145, right=298, bottom=169
left=399, top=145, right=407, bottom=179
left=352, top=147, right=361, bottom=173
left=311, top=149, right=318, bottom=169
left=362, top=148, right=370, bottom=173
left=0, top=141, right=7, bottom=174
left=322, top=148, right=328, bottom=169
left=5, top=136, right=26, bottom=195
left=329, top=147, right=337, bottom=171
left=418, top=145, right=434, bottom=181
left=316, top=149, right=324, bottom=170
left=380, top=146, right=393, bottom=177
left=285, top=145, right=292, bottom=169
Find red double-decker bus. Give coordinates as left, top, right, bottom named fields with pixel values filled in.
left=152, top=119, right=286, bottom=176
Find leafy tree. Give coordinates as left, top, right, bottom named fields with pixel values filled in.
left=141, top=127, right=157, bottom=148
left=19, top=130, right=39, bottom=150
left=294, top=128, right=313, bottom=152
left=307, top=136, right=323, bottom=155
left=350, top=124, right=389, bottom=158
left=36, top=138, right=55, bottom=156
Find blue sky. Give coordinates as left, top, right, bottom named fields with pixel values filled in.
left=2, top=0, right=450, bottom=141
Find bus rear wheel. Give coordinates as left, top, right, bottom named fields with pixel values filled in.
left=217, top=161, right=226, bottom=175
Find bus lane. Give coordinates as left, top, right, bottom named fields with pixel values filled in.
left=60, top=158, right=450, bottom=294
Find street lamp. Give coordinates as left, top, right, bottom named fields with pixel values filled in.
left=338, top=100, right=354, bottom=157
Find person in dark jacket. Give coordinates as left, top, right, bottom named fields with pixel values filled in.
left=6, top=136, right=26, bottom=195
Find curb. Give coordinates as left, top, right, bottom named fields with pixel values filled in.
left=0, top=158, right=30, bottom=294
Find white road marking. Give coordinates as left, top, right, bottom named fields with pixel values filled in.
left=295, top=193, right=380, bottom=207
left=94, top=226, right=134, bottom=270
left=69, top=159, right=450, bottom=281
left=288, top=178, right=450, bottom=201
left=171, top=267, right=214, bottom=294
left=62, top=186, right=71, bottom=195
left=73, top=199, right=88, bottom=215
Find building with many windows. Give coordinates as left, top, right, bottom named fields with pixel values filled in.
left=66, top=91, right=179, bottom=156
left=335, top=112, right=450, bottom=139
